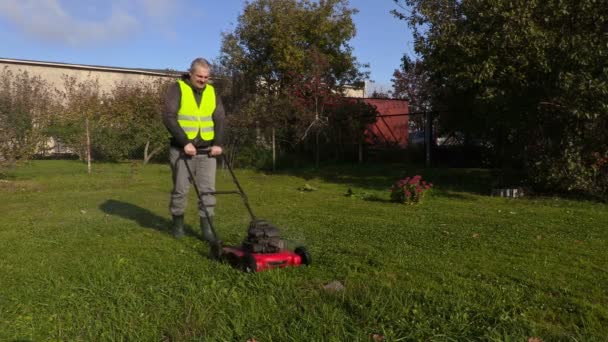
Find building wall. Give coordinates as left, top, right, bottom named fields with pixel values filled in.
left=363, top=98, right=409, bottom=147
left=342, top=85, right=365, bottom=98
left=0, top=60, right=179, bottom=93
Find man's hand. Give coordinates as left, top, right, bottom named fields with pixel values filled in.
left=184, top=143, right=196, bottom=156
left=209, top=146, right=223, bottom=156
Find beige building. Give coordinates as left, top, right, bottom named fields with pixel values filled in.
left=0, top=57, right=365, bottom=96
left=0, top=57, right=182, bottom=94
left=342, top=84, right=365, bottom=98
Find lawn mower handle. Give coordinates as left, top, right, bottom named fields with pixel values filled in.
left=182, top=149, right=256, bottom=222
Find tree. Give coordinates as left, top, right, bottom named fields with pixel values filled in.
left=391, top=55, right=433, bottom=132
left=392, top=55, right=432, bottom=112
left=370, top=90, right=391, bottom=99
left=220, top=0, right=365, bottom=94
left=52, top=76, right=103, bottom=173
left=287, top=48, right=343, bottom=167
left=104, top=79, right=171, bottom=164
left=219, top=0, right=369, bottom=167
left=0, top=67, right=56, bottom=168
left=49, top=77, right=172, bottom=166
left=326, top=98, right=378, bottom=163
left=393, top=0, right=608, bottom=196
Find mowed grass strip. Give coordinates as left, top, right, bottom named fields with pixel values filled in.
left=1, top=160, right=607, bottom=341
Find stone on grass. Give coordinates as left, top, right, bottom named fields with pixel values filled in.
left=323, top=280, right=345, bottom=292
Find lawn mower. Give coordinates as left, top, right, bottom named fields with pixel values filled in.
left=183, top=149, right=311, bottom=272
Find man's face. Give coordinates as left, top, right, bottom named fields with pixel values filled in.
left=189, top=66, right=210, bottom=89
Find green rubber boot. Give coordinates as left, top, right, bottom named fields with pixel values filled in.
left=200, top=216, right=222, bottom=259
left=172, top=215, right=185, bottom=239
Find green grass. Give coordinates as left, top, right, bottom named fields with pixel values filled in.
left=1, top=160, right=607, bottom=341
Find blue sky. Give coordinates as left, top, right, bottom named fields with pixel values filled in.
left=0, top=0, right=414, bottom=94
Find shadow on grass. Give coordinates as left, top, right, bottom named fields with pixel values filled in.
left=99, top=199, right=198, bottom=236
left=273, top=163, right=495, bottom=196
left=433, top=190, right=479, bottom=201
left=361, top=195, right=393, bottom=204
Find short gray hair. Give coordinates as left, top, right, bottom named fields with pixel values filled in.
left=189, top=58, right=211, bottom=72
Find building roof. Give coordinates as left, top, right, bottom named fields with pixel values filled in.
left=0, top=57, right=184, bottom=77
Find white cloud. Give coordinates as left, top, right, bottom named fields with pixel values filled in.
left=0, top=0, right=182, bottom=46
left=132, top=0, right=183, bottom=40
left=135, top=0, right=176, bottom=18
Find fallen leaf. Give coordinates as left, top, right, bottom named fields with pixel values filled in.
left=528, top=338, right=543, bottom=342
left=472, top=233, right=480, bottom=238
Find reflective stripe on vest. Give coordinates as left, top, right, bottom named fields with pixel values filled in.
left=177, top=80, right=216, bottom=141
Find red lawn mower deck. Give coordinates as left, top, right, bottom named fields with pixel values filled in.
left=222, top=245, right=311, bottom=272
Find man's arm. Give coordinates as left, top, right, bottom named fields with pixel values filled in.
left=162, top=82, right=190, bottom=147
left=212, top=95, right=226, bottom=147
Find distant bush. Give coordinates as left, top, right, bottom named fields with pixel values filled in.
left=0, top=67, right=57, bottom=169
left=49, top=77, right=172, bottom=164
left=390, top=175, right=433, bottom=205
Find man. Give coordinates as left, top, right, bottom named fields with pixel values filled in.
left=162, top=58, right=225, bottom=250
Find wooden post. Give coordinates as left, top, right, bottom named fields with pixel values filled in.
left=86, top=117, right=91, bottom=174
left=315, top=129, right=320, bottom=168
left=425, top=111, right=432, bottom=167
left=358, top=136, right=363, bottom=164
left=272, top=127, right=276, bottom=172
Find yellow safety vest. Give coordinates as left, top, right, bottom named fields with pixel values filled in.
left=177, top=80, right=216, bottom=141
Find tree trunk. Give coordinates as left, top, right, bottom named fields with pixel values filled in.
left=85, top=117, right=91, bottom=174
left=144, top=140, right=150, bottom=163
left=143, top=141, right=163, bottom=165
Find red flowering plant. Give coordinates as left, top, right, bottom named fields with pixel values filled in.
left=390, top=175, right=433, bottom=204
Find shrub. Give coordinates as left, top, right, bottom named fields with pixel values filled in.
left=390, top=175, right=433, bottom=204
left=0, top=67, right=56, bottom=166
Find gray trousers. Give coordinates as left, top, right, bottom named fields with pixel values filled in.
left=169, top=146, right=216, bottom=218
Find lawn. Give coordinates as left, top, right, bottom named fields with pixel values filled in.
left=1, top=160, right=607, bottom=341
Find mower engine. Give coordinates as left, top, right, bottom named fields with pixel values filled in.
left=221, top=219, right=311, bottom=272
left=243, top=219, right=285, bottom=253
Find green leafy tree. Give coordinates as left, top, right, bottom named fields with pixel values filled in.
left=50, top=77, right=172, bottom=165
left=326, top=98, right=378, bottom=163
left=220, top=0, right=365, bottom=94
left=393, top=0, right=608, bottom=196
left=0, top=67, right=56, bottom=168
left=391, top=55, right=433, bottom=131
left=104, top=79, right=171, bottom=164
left=220, top=0, right=369, bottom=167
left=51, top=76, right=103, bottom=173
